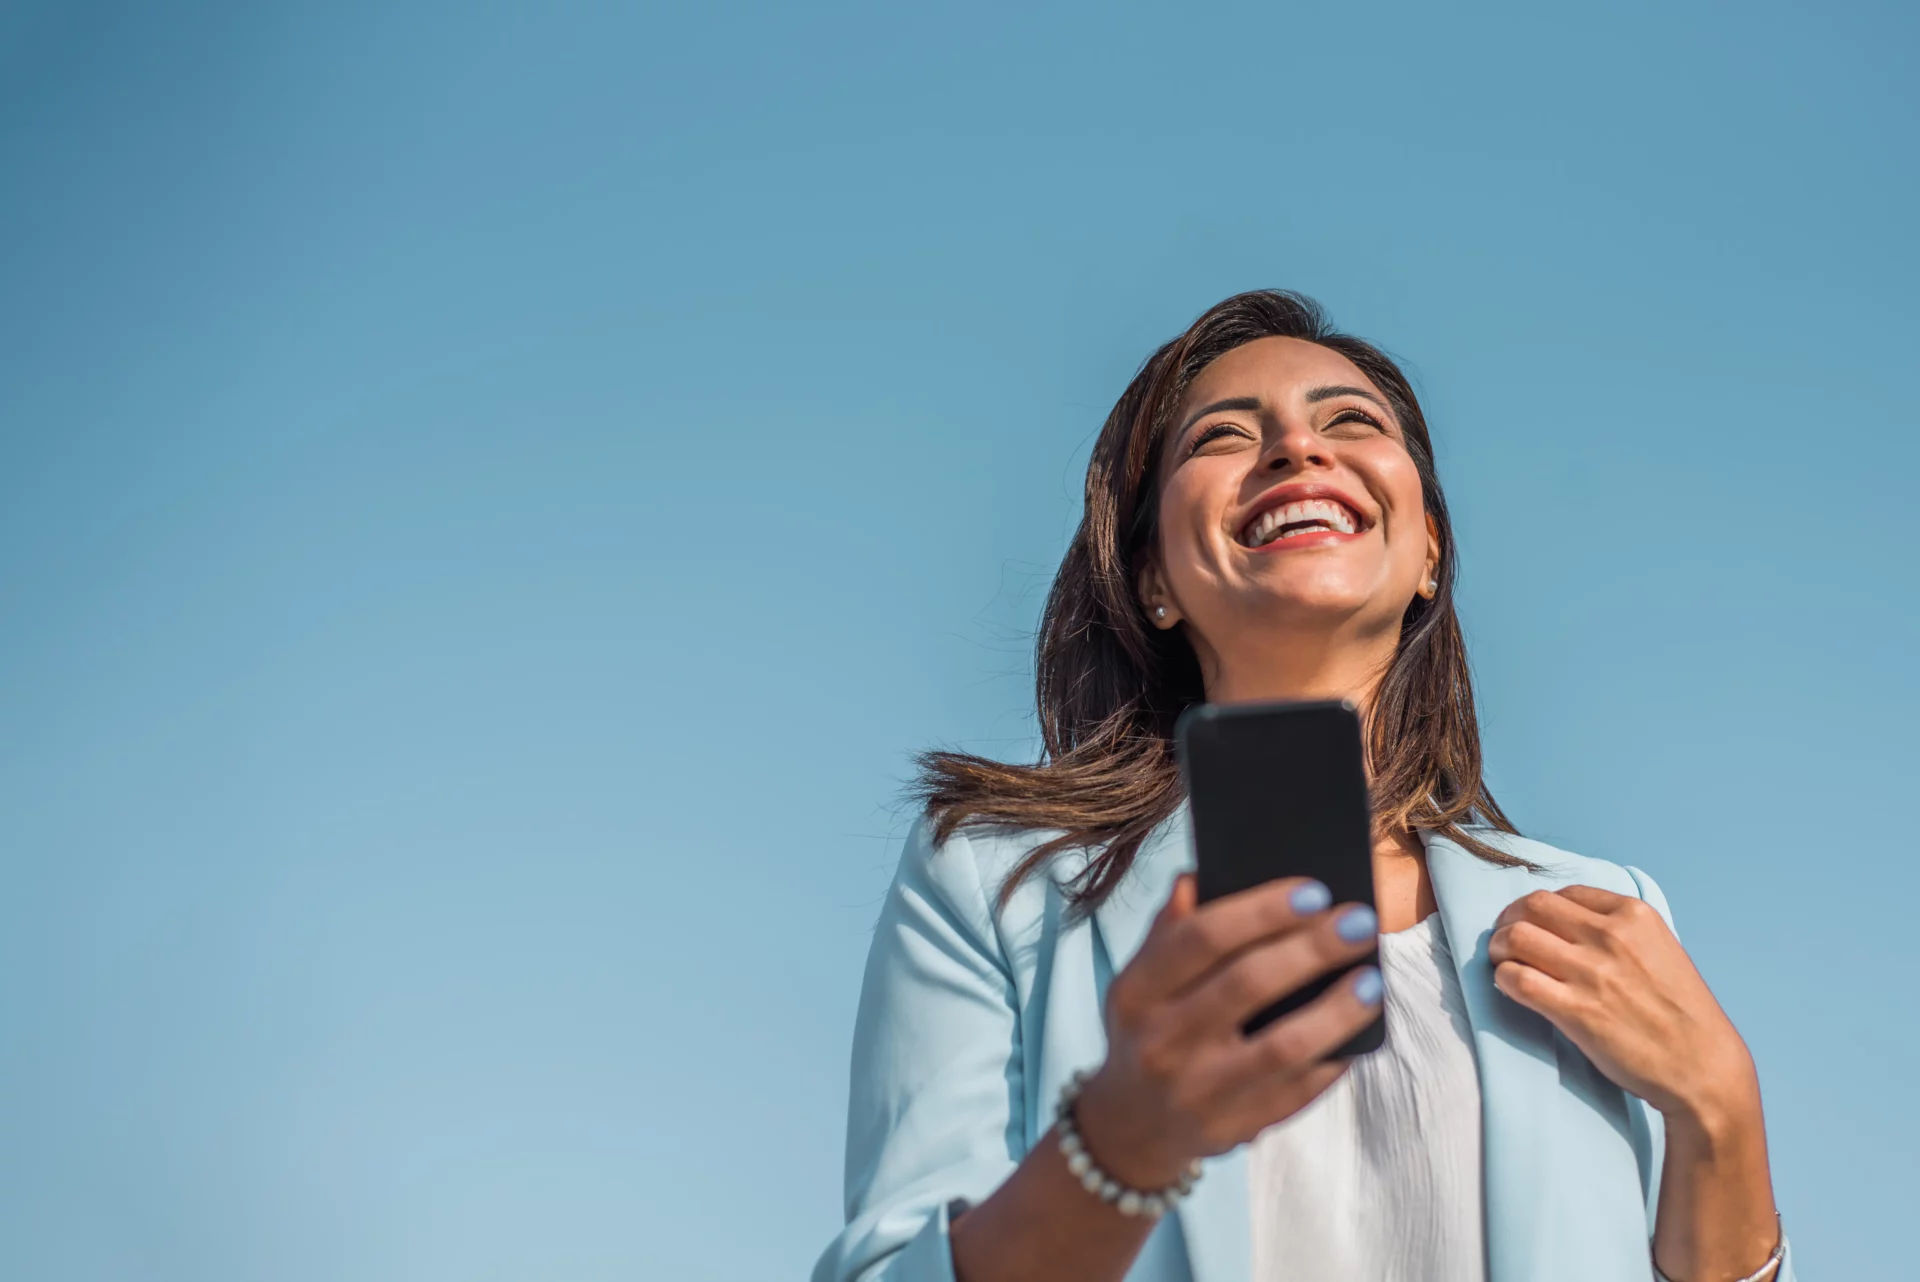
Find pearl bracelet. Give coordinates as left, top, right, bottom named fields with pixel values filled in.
left=1054, top=1069, right=1204, bottom=1220
left=1651, top=1215, right=1785, bottom=1282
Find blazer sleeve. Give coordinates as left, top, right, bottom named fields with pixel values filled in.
left=812, top=819, right=1026, bottom=1282
left=1622, top=864, right=1798, bottom=1282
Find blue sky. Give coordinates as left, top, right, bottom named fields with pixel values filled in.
left=2, top=1, right=1914, bottom=1278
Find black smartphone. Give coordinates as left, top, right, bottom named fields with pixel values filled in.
left=1174, top=698, right=1384, bottom=1057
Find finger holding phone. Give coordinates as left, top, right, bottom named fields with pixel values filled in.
left=1074, top=871, right=1384, bottom=1189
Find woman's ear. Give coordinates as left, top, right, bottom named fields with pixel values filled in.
left=1137, top=556, right=1181, bottom=629
left=1419, top=512, right=1442, bottom=598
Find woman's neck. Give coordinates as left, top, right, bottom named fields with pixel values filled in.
left=1372, top=824, right=1437, bottom=933
left=1200, top=629, right=1397, bottom=707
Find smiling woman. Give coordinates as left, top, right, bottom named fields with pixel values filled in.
left=912, top=297, right=1518, bottom=919
left=814, top=292, right=1791, bottom=1282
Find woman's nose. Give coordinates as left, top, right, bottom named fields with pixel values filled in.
left=1262, top=421, right=1331, bottom=472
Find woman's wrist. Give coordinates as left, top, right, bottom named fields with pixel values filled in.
left=1652, top=1057, right=1780, bottom=1282
left=1073, top=1066, right=1195, bottom=1191
left=1659, top=1051, right=1763, bottom=1148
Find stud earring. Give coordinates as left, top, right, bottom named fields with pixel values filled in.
left=1423, top=578, right=1439, bottom=596
left=1154, top=606, right=1168, bottom=620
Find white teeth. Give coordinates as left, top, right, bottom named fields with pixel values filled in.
left=1243, top=498, right=1359, bottom=546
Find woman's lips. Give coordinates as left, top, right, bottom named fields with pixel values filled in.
left=1238, top=492, right=1368, bottom=548
left=1241, top=527, right=1365, bottom=552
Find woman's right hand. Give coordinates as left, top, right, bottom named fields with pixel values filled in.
left=1073, top=872, right=1383, bottom=1188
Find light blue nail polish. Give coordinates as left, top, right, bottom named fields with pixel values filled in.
left=1354, top=965, right=1383, bottom=1005
left=1336, top=905, right=1378, bottom=942
left=1290, top=880, right=1331, bottom=914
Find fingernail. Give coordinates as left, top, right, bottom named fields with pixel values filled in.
left=1335, top=905, right=1378, bottom=942
left=1290, top=880, right=1331, bottom=914
left=1354, top=965, right=1383, bottom=1005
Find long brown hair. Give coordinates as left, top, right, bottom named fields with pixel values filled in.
left=912, top=289, right=1522, bottom=910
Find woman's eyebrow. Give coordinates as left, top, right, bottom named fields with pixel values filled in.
left=1305, top=383, right=1389, bottom=410
left=1177, top=396, right=1262, bottom=435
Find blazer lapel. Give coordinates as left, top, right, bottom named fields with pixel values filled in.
left=1091, top=805, right=1253, bottom=1282
left=1090, top=803, right=1191, bottom=974
left=1426, top=831, right=1656, bottom=1282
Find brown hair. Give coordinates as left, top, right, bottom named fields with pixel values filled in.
left=912, top=289, right=1522, bottom=910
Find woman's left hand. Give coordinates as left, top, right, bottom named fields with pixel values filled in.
left=1492, top=886, right=1784, bottom=1279
left=1486, top=886, right=1757, bottom=1121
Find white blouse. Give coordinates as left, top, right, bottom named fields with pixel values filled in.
left=1248, top=912, right=1487, bottom=1282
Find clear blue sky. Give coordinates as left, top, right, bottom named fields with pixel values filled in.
left=2, top=1, right=1913, bottom=1278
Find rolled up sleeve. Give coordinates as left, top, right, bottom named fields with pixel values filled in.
left=812, top=820, right=1025, bottom=1282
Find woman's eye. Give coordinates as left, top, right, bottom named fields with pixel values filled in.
left=1326, top=408, right=1385, bottom=433
left=1188, top=423, right=1249, bottom=453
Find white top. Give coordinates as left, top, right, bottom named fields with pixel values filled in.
left=1248, top=912, right=1487, bottom=1282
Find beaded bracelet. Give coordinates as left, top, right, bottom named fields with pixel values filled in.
left=1054, top=1069, right=1204, bottom=1219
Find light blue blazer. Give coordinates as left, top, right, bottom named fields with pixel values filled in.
left=814, top=805, right=1796, bottom=1282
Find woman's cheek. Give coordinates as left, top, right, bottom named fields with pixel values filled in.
left=1152, top=523, right=1201, bottom=601
left=1178, top=524, right=1227, bottom=591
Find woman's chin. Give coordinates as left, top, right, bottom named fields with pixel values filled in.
left=1211, top=592, right=1406, bottom=646
left=1237, top=576, right=1400, bottom=621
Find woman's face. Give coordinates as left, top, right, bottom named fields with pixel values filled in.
left=1140, top=336, right=1439, bottom=696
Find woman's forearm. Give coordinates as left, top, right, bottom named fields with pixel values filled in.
left=1652, top=1066, right=1781, bottom=1281
left=949, top=1122, right=1158, bottom=1282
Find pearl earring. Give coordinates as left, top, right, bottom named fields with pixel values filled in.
left=1154, top=606, right=1167, bottom=620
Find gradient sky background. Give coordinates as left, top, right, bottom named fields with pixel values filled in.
left=3, top=1, right=1915, bottom=1278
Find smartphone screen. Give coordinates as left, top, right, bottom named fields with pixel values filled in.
left=1175, top=698, right=1385, bottom=1056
